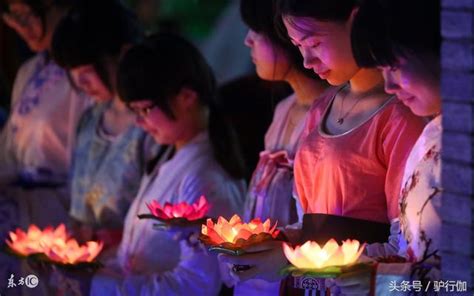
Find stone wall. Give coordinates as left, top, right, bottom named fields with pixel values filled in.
left=440, top=0, right=473, bottom=292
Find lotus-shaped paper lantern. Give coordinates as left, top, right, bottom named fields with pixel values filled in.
left=200, top=214, right=280, bottom=253
left=5, top=224, right=103, bottom=268
left=284, top=239, right=364, bottom=269
left=6, top=224, right=68, bottom=256
left=147, top=195, right=209, bottom=221
left=282, top=239, right=365, bottom=277
left=46, top=240, right=103, bottom=265
left=138, top=196, right=210, bottom=228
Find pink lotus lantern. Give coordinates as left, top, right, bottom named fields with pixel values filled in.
left=200, top=214, right=280, bottom=254
left=139, top=196, right=210, bottom=227
left=148, top=195, right=209, bottom=220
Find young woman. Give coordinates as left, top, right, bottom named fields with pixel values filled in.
left=230, top=0, right=327, bottom=295
left=334, top=0, right=441, bottom=294
left=220, top=0, right=426, bottom=287
left=50, top=0, right=158, bottom=254
left=59, top=33, right=246, bottom=296
left=0, top=0, right=89, bottom=231
left=0, top=0, right=88, bottom=294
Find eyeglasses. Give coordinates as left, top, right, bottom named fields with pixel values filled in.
left=127, top=103, right=159, bottom=118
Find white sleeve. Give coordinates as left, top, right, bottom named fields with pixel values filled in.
left=374, top=263, right=412, bottom=295
left=365, top=219, right=400, bottom=258
left=292, top=186, right=305, bottom=223
left=179, top=169, right=245, bottom=219
left=90, top=163, right=243, bottom=295
left=0, top=58, right=35, bottom=182
left=91, top=240, right=222, bottom=296
left=282, top=221, right=303, bottom=244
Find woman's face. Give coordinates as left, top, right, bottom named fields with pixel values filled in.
left=70, top=65, right=113, bottom=102
left=381, top=54, right=440, bottom=116
left=128, top=96, right=189, bottom=145
left=283, top=15, right=359, bottom=85
left=2, top=2, right=47, bottom=52
left=244, top=29, right=291, bottom=81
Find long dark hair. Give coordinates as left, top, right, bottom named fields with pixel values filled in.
left=351, top=0, right=441, bottom=68
left=51, top=0, right=142, bottom=92
left=117, top=33, right=246, bottom=180
left=240, top=0, right=316, bottom=79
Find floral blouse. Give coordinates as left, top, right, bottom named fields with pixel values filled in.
left=374, top=116, right=442, bottom=295
left=0, top=52, right=89, bottom=184
left=398, top=115, right=442, bottom=264
left=70, top=102, right=159, bottom=230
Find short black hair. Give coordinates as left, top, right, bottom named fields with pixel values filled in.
left=276, top=0, right=359, bottom=23
left=117, top=33, right=216, bottom=117
left=240, top=0, right=315, bottom=79
left=351, top=0, right=441, bottom=68
left=118, top=33, right=246, bottom=180
left=51, top=0, right=142, bottom=92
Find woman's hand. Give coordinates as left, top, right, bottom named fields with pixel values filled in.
left=70, top=221, right=94, bottom=244
left=26, top=256, right=53, bottom=277
left=52, top=267, right=95, bottom=296
left=218, top=240, right=288, bottom=283
left=332, top=263, right=374, bottom=296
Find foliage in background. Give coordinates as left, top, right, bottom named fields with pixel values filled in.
left=125, top=0, right=229, bottom=40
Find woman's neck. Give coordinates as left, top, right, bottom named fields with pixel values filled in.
left=175, top=107, right=208, bottom=151
left=100, top=95, right=134, bottom=137
left=109, top=95, right=128, bottom=113
left=348, top=68, right=384, bottom=93
left=287, top=70, right=327, bottom=106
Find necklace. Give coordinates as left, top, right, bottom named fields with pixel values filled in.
left=336, top=84, right=384, bottom=125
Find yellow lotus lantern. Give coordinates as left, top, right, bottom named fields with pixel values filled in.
left=283, top=239, right=364, bottom=269
left=281, top=239, right=365, bottom=279
left=46, top=240, right=103, bottom=265
left=200, top=214, right=279, bottom=254
left=6, top=224, right=68, bottom=256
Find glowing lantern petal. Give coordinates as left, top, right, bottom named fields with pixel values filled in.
left=146, top=196, right=209, bottom=221
left=5, top=224, right=103, bottom=265
left=283, top=242, right=316, bottom=269
left=45, top=240, right=103, bottom=265
left=199, top=215, right=280, bottom=250
left=283, top=239, right=365, bottom=270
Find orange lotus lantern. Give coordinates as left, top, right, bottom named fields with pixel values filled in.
left=200, top=214, right=279, bottom=254
left=283, top=239, right=365, bottom=269
left=6, top=224, right=68, bottom=256
left=45, top=240, right=103, bottom=265
left=5, top=224, right=103, bottom=268
left=146, top=195, right=210, bottom=221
